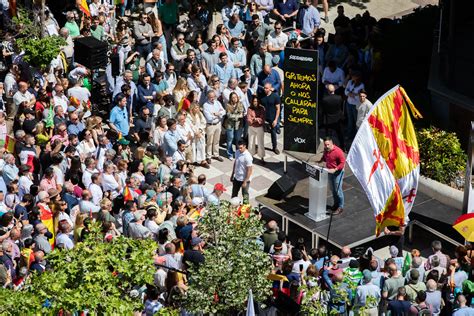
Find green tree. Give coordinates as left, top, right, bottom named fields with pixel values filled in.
left=0, top=222, right=156, bottom=315
left=184, top=202, right=272, bottom=314
left=12, top=7, right=66, bottom=72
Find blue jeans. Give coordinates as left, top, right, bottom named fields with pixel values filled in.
left=266, top=120, right=280, bottom=151
left=346, top=102, right=357, bottom=140
left=329, top=169, right=344, bottom=208
left=226, top=128, right=242, bottom=158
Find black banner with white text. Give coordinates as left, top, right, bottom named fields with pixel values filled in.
left=282, top=47, right=319, bottom=154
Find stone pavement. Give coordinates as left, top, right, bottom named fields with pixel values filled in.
left=193, top=128, right=299, bottom=206
left=192, top=0, right=438, bottom=206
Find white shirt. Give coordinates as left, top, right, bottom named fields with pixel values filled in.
left=82, top=168, right=99, bottom=189
left=233, top=149, right=253, bottom=182
left=356, top=99, right=373, bottom=128
left=4, top=72, right=17, bottom=97
left=67, top=86, right=91, bottom=103
left=102, top=173, right=120, bottom=198
left=18, top=175, right=33, bottom=199
left=222, top=86, right=245, bottom=107
left=53, top=94, right=69, bottom=113
left=56, top=233, right=74, bottom=250
left=13, top=90, right=33, bottom=106
left=145, top=219, right=160, bottom=235
left=267, top=31, right=288, bottom=53
left=187, top=74, right=208, bottom=100
left=176, top=122, right=194, bottom=146
left=322, top=67, right=345, bottom=88
left=172, top=149, right=187, bottom=165
left=52, top=165, right=65, bottom=186
left=89, top=183, right=103, bottom=206
left=79, top=199, right=101, bottom=213
left=345, top=80, right=365, bottom=106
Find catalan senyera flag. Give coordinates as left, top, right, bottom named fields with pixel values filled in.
left=78, top=0, right=91, bottom=17
left=347, top=85, right=422, bottom=236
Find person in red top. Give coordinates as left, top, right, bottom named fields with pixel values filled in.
left=318, top=137, right=346, bottom=215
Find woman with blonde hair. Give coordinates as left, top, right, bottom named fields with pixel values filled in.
left=85, top=116, right=105, bottom=145
left=134, top=146, right=146, bottom=161
left=188, top=102, right=209, bottom=168
left=172, top=77, right=190, bottom=105
left=224, top=92, right=245, bottom=160
left=34, top=121, right=52, bottom=146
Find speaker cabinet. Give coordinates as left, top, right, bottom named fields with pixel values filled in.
left=266, top=175, right=296, bottom=200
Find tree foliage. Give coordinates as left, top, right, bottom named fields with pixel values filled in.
left=184, top=202, right=272, bottom=314
left=0, top=222, right=156, bottom=315
left=12, top=7, right=66, bottom=71
left=417, top=126, right=466, bottom=187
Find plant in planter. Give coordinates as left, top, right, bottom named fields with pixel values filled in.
left=417, top=127, right=467, bottom=187
left=184, top=201, right=272, bottom=314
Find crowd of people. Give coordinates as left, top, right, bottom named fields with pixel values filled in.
left=0, top=0, right=472, bottom=314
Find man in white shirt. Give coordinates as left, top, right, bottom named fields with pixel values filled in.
left=356, top=90, right=372, bottom=129
left=322, top=60, right=345, bottom=91
left=55, top=220, right=75, bottom=250
left=203, top=90, right=226, bottom=163
left=267, top=21, right=288, bottom=57
left=4, top=64, right=18, bottom=120
left=13, top=81, right=35, bottom=109
left=222, top=78, right=246, bottom=107
left=89, top=173, right=104, bottom=206
left=82, top=157, right=100, bottom=189
left=67, top=78, right=91, bottom=104
left=79, top=190, right=101, bottom=214
left=230, top=140, right=253, bottom=203
left=53, top=84, right=69, bottom=113
left=175, top=113, right=194, bottom=162
left=172, top=140, right=189, bottom=165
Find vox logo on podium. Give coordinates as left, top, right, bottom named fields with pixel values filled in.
left=294, top=137, right=306, bottom=144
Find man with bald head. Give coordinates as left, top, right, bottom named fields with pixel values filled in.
left=257, top=64, right=281, bottom=95
left=13, top=81, right=36, bottom=111
left=262, top=220, right=279, bottom=252
left=453, top=294, right=474, bottom=315
left=260, top=82, right=281, bottom=154
left=320, top=83, right=344, bottom=148
left=339, top=246, right=356, bottom=269
left=382, top=263, right=405, bottom=300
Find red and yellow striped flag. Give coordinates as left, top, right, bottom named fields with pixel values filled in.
left=123, top=186, right=134, bottom=201
left=4, top=135, right=15, bottom=153
left=347, top=85, right=422, bottom=236
left=78, top=0, right=91, bottom=17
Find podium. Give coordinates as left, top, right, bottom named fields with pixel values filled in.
left=304, top=163, right=329, bottom=222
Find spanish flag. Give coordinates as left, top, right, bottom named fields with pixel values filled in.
left=123, top=186, right=134, bottom=201
left=78, top=0, right=91, bottom=17
left=347, top=85, right=422, bottom=236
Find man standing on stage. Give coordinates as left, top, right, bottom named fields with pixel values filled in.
left=318, top=137, right=346, bottom=215
left=231, top=140, right=253, bottom=204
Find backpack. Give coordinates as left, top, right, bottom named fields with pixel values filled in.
left=414, top=304, right=432, bottom=316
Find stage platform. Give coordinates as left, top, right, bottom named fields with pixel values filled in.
left=257, top=164, right=465, bottom=252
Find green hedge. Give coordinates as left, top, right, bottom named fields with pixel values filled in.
left=417, top=127, right=466, bottom=187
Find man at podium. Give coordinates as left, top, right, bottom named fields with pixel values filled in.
left=318, top=137, right=346, bottom=215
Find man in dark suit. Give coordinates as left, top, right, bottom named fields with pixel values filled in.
left=320, top=84, right=344, bottom=150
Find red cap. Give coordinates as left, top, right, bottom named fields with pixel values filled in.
left=214, top=183, right=227, bottom=192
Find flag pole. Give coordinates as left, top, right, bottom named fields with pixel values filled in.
left=322, top=172, right=343, bottom=267
left=322, top=209, right=334, bottom=268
